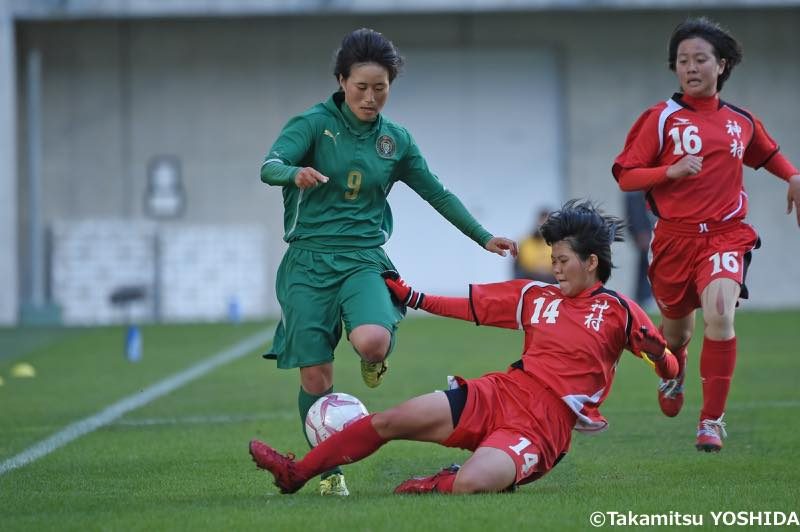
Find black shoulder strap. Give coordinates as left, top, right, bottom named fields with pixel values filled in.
left=468, top=284, right=480, bottom=326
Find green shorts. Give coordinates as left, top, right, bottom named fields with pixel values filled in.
left=264, top=245, right=404, bottom=369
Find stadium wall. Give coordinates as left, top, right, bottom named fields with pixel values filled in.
left=8, top=9, right=800, bottom=323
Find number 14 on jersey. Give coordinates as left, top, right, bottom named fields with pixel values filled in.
left=530, top=297, right=562, bottom=324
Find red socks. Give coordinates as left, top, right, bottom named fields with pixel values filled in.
left=700, top=337, right=737, bottom=420
left=296, top=414, right=388, bottom=479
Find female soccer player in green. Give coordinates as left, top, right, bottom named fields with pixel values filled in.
left=260, top=27, right=516, bottom=496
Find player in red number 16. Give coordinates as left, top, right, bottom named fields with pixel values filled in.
left=612, top=17, right=800, bottom=452
left=249, top=200, right=678, bottom=495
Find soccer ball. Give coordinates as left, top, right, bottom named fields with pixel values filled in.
left=305, top=393, right=369, bottom=446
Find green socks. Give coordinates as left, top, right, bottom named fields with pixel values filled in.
left=298, top=386, right=342, bottom=479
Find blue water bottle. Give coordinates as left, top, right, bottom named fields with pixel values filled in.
left=125, top=325, right=142, bottom=362
left=228, top=296, right=241, bottom=324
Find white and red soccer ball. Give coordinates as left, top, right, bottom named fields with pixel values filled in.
left=305, top=393, right=369, bottom=446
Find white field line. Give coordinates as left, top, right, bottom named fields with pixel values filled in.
left=112, top=411, right=295, bottom=426
left=0, top=326, right=275, bottom=476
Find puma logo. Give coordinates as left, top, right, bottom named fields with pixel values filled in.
left=323, top=129, right=340, bottom=145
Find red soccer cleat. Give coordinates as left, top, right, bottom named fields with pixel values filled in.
left=393, top=464, right=460, bottom=494
left=695, top=415, right=726, bottom=452
left=657, top=347, right=687, bottom=417
left=249, top=440, right=306, bottom=493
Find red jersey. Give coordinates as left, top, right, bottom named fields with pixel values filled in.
left=469, top=279, right=659, bottom=433
left=612, top=93, right=779, bottom=224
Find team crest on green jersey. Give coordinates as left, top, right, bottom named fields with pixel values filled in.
left=376, top=135, right=396, bottom=158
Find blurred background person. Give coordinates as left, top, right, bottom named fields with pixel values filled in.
left=513, top=208, right=556, bottom=283
left=624, top=191, right=654, bottom=308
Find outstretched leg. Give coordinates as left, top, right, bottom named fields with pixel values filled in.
left=250, top=392, right=454, bottom=494
left=249, top=414, right=384, bottom=494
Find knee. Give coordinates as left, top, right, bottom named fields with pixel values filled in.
left=664, top=329, right=693, bottom=351
left=351, top=329, right=390, bottom=362
left=370, top=411, right=399, bottom=439
left=703, top=312, right=735, bottom=340
left=300, top=366, right=332, bottom=395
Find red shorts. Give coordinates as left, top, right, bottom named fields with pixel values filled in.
left=442, top=368, right=576, bottom=485
left=649, top=219, right=759, bottom=319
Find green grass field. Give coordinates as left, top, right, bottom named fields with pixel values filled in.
left=1, top=312, right=798, bottom=531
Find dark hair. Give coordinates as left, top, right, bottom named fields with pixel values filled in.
left=540, top=199, right=625, bottom=284
left=333, top=28, right=404, bottom=84
left=668, top=17, right=742, bottom=92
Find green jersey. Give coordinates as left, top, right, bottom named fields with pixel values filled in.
left=261, top=92, right=493, bottom=252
